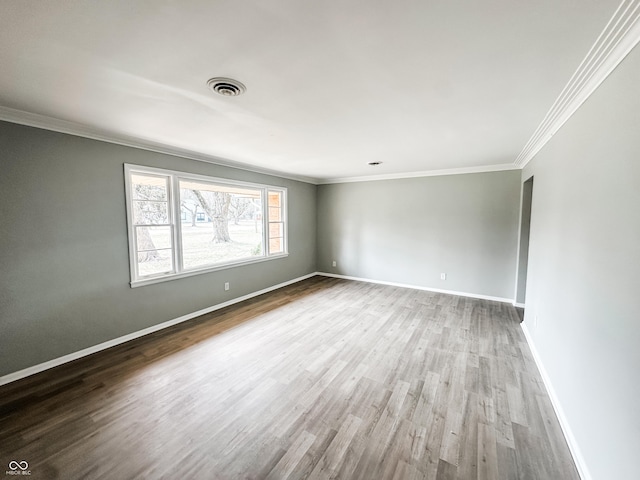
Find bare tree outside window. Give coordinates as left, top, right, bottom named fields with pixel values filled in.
left=190, top=190, right=232, bottom=243
left=180, top=192, right=200, bottom=227
left=178, top=180, right=263, bottom=270
left=126, top=165, right=286, bottom=284
left=229, top=197, right=253, bottom=225
left=130, top=174, right=173, bottom=276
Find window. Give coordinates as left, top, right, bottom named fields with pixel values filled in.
left=129, top=172, right=175, bottom=278
left=125, top=164, right=287, bottom=286
left=268, top=190, right=285, bottom=255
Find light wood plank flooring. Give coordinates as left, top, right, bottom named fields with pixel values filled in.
left=0, top=276, right=579, bottom=479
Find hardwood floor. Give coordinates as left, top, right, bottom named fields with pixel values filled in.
left=0, top=276, right=579, bottom=479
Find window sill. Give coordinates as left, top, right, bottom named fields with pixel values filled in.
left=130, top=253, right=289, bottom=288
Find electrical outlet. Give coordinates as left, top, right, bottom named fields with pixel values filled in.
left=224, top=282, right=230, bottom=291
left=332, top=261, right=337, bottom=267
left=440, top=273, right=446, bottom=280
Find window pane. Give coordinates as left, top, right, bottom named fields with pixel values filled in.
left=267, top=190, right=285, bottom=255
left=131, top=174, right=168, bottom=201
left=136, top=226, right=172, bottom=251
left=269, top=238, right=283, bottom=254
left=133, top=200, right=169, bottom=225
left=268, top=191, right=281, bottom=207
left=268, top=190, right=282, bottom=222
left=269, top=222, right=283, bottom=238
left=137, top=249, right=173, bottom=277
left=268, top=207, right=281, bottom=222
left=179, top=180, right=264, bottom=269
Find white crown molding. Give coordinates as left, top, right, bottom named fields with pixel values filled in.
left=317, top=163, right=519, bottom=185
left=0, top=106, right=520, bottom=184
left=2, top=2, right=638, bottom=184
left=0, top=106, right=320, bottom=185
left=515, top=0, right=640, bottom=168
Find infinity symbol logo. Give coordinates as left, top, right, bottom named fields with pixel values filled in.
left=8, top=461, right=28, bottom=470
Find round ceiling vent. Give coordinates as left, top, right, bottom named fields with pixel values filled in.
left=207, top=77, right=246, bottom=97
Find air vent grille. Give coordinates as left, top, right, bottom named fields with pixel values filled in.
left=207, top=77, right=246, bottom=97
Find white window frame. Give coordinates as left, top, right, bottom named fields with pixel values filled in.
left=124, top=164, right=288, bottom=287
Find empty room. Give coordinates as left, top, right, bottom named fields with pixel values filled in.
left=1, top=1, right=639, bottom=479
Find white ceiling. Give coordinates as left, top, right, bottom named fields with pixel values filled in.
left=0, top=0, right=621, bottom=183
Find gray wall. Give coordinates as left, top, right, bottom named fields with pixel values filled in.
left=521, top=47, right=640, bottom=480
left=0, top=121, right=317, bottom=377
left=317, top=171, right=521, bottom=299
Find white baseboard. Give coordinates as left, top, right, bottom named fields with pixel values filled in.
left=520, top=323, right=592, bottom=480
left=513, top=302, right=526, bottom=308
left=0, top=272, right=317, bottom=387
left=317, top=272, right=514, bottom=303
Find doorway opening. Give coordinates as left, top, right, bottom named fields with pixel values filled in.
left=515, top=176, right=534, bottom=321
